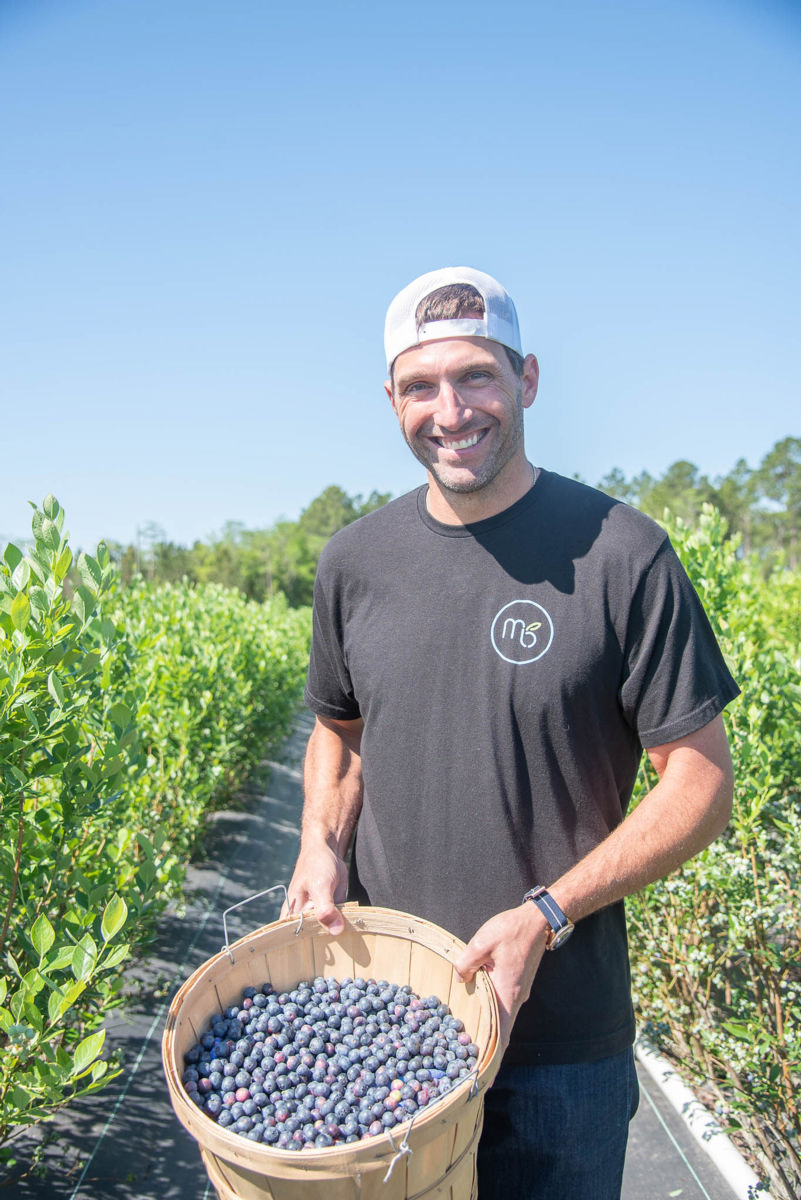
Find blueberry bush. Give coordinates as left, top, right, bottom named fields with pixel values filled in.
left=628, top=506, right=801, bottom=1198
left=0, top=497, right=310, bottom=1175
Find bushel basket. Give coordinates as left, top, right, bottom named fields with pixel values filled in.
left=162, top=903, right=503, bottom=1200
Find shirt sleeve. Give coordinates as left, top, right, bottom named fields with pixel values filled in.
left=619, top=539, right=740, bottom=748
left=303, top=556, right=362, bottom=721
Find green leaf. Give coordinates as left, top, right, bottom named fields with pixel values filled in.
left=71, top=935, right=98, bottom=982
left=108, top=702, right=132, bottom=729
left=46, top=946, right=77, bottom=971
left=54, top=544, right=73, bottom=582
left=722, top=1019, right=751, bottom=1041
left=47, top=987, right=65, bottom=1023
left=100, top=944, right=130, bottom=971
left=41, top=517, right=60, bottom=552
left=54, top=980, right=86, bottom=1018
left=73, top=585, right=96, bottom=624
left=47, top=671, right=65, bottom=707
left=101, top=894, right=128, bottom=942
left=136, top=832, right=155, bottom=858
left=30, top=913, right=56, bottom=958
left=28, top=585, right=49, bottom=618
left=30, top=514, right=45, bottom=547
left=10, top=592, right=31, bottom=631
left=43, top=494, right=60, bottom=521
left=72, top=1029, right=105, bottom=1076
left=137, top=859, right=157, bottom=886
left=78, top=553, right=102, bottom=591
left=3, top=542, right=22, bottom=572
left=23, top=703, right=40, bottom=735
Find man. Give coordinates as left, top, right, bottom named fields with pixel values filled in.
left=284, top=267, right=738, bottom=1198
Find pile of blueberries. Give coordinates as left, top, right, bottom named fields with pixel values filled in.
left=182, top=975, right=481, bottom=1151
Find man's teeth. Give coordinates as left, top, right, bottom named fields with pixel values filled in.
left=439, top=432, right=481, bottom=450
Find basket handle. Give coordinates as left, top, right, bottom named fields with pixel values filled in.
left=221, top=884, right=303, bottom=961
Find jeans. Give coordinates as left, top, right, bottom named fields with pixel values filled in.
left=476, top=1047, right=640, bottom=1200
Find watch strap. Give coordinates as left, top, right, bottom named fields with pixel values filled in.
left=523, top=886, right=574, bottom=949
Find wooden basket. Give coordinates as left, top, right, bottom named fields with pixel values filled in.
left=162, top=904, right=503, bottom=1200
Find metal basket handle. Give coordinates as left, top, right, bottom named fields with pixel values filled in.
left=221, top=883, right=303, bottom=962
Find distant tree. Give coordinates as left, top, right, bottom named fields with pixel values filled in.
left=596, top=468, right=638, bottom=504
left=637, top=461, right=720, bottom=524
left=136, top=521, right=168, bottom=580
left=754, top=436, right=801, bottom=568
left=152, top=541, right=197, bottom=584
left=715, top=458, right=758, bottom=556
left=133, top=486, right=394, bottom=607
left=298, top=486, right=360, bottom=539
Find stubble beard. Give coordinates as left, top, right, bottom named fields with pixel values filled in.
left=402, top=384, right=526, bottom=496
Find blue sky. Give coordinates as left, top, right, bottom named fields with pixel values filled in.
left=1, top=0, right=799, bottom=553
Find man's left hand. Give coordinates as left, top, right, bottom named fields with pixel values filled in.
left=454, top=904, right=550, bottom=1048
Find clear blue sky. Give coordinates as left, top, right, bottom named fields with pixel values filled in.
left=2, top=0, right=799, bottom=553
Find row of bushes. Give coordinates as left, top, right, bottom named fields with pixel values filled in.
left=0, top=497, right=311, bottom=1174
left=3, top=495, right=800, bottom=1194
left=628, top=506, right=801, bottom=1198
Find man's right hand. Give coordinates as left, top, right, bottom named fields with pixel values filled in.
left=281, top=839, right=349, bottom=935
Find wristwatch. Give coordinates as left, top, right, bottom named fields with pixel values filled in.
left=523, top=886, right=574, bottom=950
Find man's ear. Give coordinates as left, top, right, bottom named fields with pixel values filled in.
left=384, top=378, right=398, bottom=414
left=522, top=354, right=539, bottom=409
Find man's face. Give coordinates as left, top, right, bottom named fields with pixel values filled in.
left=386, top=336, right=538, bottom=497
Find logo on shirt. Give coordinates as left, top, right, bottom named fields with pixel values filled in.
left=490, top=600, right=554, bottom=665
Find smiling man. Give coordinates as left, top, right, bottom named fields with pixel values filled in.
left=285, top=267, right=739, bottom=1198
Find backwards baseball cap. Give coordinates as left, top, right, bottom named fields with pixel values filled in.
left=384, top=266, right=522, bottom=372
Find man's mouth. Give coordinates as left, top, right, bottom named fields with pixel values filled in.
left=433, top=430, right=485, bottom=451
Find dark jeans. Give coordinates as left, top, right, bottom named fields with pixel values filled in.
left=476, top=1047, right=640, bottom=1200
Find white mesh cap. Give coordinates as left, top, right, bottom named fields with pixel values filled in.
left=384, top=266, right=522, bottom=371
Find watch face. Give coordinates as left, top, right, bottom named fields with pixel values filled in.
left=548, top=923, right=574, bottom=950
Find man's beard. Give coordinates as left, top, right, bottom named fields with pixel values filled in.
left=403, top=385, right=526, bottom=496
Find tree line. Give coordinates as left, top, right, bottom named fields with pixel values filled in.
left=113, top=487, right=391, bottom=608
left=113, top=436, right=800, bottom=605
left=596, top=436, right=801, bottom=567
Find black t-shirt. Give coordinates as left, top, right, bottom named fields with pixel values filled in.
left=305, top=471, right=739, bottom=1064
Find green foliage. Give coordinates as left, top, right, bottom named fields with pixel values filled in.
left=597, top=435, right=801, bottom=566
left=110, top=484, right=391, bottom=606
left=0, top=497, right=144, bottom=1161
left=0, top=497, right=311, bottom=1170
left=114, top=578, right=311, bottom=848
left=628, top=504, right=801, bottom=1197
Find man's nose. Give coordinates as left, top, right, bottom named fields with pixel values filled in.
left=434, top=381, right=472, bottom=427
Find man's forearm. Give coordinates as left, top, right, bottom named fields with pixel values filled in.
left=301, top=715, right=365, bottom=855
left=284, top=715, right=365, bottom=932
left=548, top=713, right=733, bottom=923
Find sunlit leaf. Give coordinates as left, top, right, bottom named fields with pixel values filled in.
left=47, top=671, right=65, bottom=707
left=30, top=913, right=56, bottom=958
left=41, top=517, right=60, bottom=552
left=43, top=494, right=60, bottom=520
left=72, top=1029, right=105, bottom=1076
left=11, top=592, right=30, bottom=631
left=100, top=894, right=128, bottom=942
left=78, top=553, right=102, bottom=591
left=3, top=542, right=22, bottom=572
